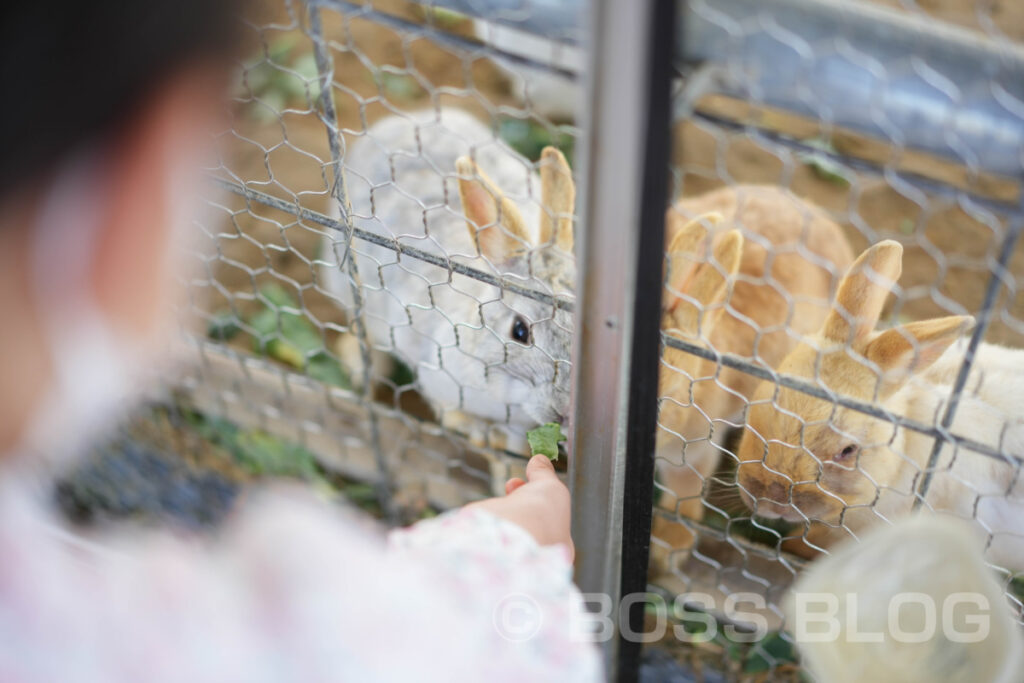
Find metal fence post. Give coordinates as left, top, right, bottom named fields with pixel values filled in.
left=569, top=0, right=677, bottom=679
left=307, top=3, right=395, bottom=520
left=914, top=212, right=1024, bottom=506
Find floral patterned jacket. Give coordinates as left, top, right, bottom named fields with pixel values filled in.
left=0, top=472, right=602, bottom=682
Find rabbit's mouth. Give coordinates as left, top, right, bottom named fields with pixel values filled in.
left=749, top=499, right=807, bottom=523
left=742, top=486, right=834, bottom=523
left=522, top=399, right=568, bottom=429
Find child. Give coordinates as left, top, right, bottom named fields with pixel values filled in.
left=0, top=2, right=600, bottom=680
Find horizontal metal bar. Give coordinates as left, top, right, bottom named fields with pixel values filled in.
left=209, top=179, right=1019, bottom=466
left=212, top=178, right=574, bottom=311
left=661, top=333, right=1021, bottom=466
left=309, top=0, right=578, bottom=81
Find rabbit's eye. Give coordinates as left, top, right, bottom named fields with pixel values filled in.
left=510, top=316, right=532, bottom=345
left=835, top=444, right=859, bottom=461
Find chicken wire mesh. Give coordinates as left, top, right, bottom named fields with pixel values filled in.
left=180, top=0, right=582, bottom=523
left=645, top=0, right=1024, bottom=677
left=169, top=0, right=1024, bottom=679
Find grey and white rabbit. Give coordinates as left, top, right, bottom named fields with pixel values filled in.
left=322, top=109, right=575, bottom=451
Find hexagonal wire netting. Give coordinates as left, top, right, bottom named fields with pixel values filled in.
left=187, top=0, right=583, bottom=522
left=180, top=0, right=1024, bottom=678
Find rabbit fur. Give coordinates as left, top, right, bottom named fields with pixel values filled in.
left=321, top=109, right=575, bottom=452
left=651, top=186, right=854, bottom=573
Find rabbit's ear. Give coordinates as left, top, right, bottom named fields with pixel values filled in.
left=863, top=315, right=974, bottom=389
left=664, top=215, right=739, bottom=333
left=665, top=211, right=713, bottom=276
left=456, top=156, right=531, bottom=262
left=821, top=240, right=903, bottom=346
left=538, top=146, right=575, bottom=253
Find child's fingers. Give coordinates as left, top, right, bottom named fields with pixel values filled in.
left=505, top=478, right=526, bottom=495
left=524, top=454, right=557, bottom=482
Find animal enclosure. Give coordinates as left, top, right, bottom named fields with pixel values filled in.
left=182, top=0, right=1024, bottom=679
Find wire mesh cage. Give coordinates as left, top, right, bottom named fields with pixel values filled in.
left=184, top=0, right=583, bottom=522
left=175, top=0, right=1024, bottom=679
left=645, top=0, right=1024, bottom=678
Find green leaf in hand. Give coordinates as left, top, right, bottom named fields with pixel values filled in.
left=526, top=422, right=567, bottom=461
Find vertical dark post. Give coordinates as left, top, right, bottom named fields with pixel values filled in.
left=570, top=0, right=677, bottom=679
left=616, top=1, right=678, bottom=680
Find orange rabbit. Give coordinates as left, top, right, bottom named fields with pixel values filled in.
left=652, top=185, right=855, bottom=575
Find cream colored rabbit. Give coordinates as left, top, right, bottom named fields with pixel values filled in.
left=735, top=240, right=1024, bottom=570
left=651, top=186, right=855, bottom=574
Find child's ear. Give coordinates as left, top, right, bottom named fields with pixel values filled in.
left=863, top=315, right=974, bottom=389
left=456, top=156, right=531, bottom=263
left=821, top=240, right=903, bottom=346
left=537, top=146, right=574, bottom=253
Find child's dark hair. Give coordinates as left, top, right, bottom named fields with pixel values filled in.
left=0, top=0, right=242, bottom=199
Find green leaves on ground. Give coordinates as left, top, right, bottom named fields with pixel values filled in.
left=185, top=411, right=321, bottom=481
left=183, top=409, right=384, bottom=516
left=379, top=71, right=423, bottom=101
left=422, top=6, right=470, bottom=29
left=799, top=136, right=851, bottom=187
left=249, top=284, right=350, bottom=389
left=236, top=34, right=322, bottom=122
left=206, top=311, right=241, bottom=341
left=498, top=117, right=575, bottom=163
left=740, top=631, right=799, bottom=674
left=207, top=283, right=350, bottom=389
left=526, top=422, right=567, bottom=461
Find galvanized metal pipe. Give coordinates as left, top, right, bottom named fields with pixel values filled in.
left=569, top=0, right=676, bottom=678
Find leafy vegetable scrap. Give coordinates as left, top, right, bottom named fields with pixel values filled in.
left=526, top=422, right=567, bottom=461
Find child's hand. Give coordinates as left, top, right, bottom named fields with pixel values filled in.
left=467, top=455, right=573, bottom=558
